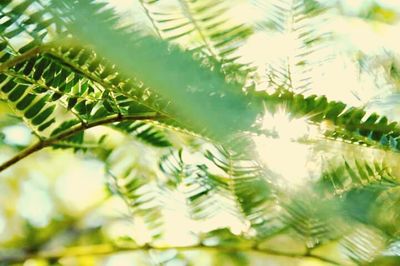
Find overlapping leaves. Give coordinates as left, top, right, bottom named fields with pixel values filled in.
left=1, top=1, right=400, bottom=265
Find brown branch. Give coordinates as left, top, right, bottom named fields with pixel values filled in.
left=0, top=45, right=50, bottom=73
left=0, top=113, right=163, bottom=173
left=0, top=42, right=206, bottom=143
left=0, top=38, right=78, bottom=73
left=0, top=243, right=344, bottom=265
left=41, top=50, right=211, bottom=143
left=46, top=51, right=177, bottom=121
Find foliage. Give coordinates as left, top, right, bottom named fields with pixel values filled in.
left=1, top=0, right=400, bottom=265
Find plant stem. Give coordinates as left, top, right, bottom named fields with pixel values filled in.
left=0, top=45, right=50, bottom=73
left=0, top=113, right=163, bottom=173
left=0, top=243, right=344, bottom=265
left=138, top=0, right=163, bottom=38
left=177, top=0, right=219, bottom=59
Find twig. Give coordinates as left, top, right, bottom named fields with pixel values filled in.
left=0, top=45, right=49, bottom=73
left=0, top=113, right=163, bottom=173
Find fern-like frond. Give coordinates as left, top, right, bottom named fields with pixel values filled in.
left=106, top=142, right=166, bottom=241
left=317, top=158, right=397, bottom=197
left=339, top=224, right=387, bottom=264
left=138, top=0, right=254, bottom=82
left=0, top=0, right=65, bottom=61
left=0, top=1, right=178, bottom=150
left=51, top=0, right=259, bottom=140
left=253, top=0, right=331, bottom=93
left=160, top=148, right=251, bottom=229
left=258, top=89, right=400, bottom=153
left=282, top=196, right=343, bottom=249
left=203, top=138, right=286, bottom=239
left=1, top=2, right=399, bottom=264
left=114, top=120, right=172, bottom=147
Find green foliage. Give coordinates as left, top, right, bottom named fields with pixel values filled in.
left=139, top=0, right=255, bottom=81
left=1, top=0, right=400, bottom=265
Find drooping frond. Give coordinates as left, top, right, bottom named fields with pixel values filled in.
left=252, top=0, right=332, bottom=93
left=105, top=141, right=253, bottom=243
left=282, top=195, right=344, bottom=249
left=138, top=0, right=255, bottom=82
left=114, top=120, right=172, bottom=147
left=317, top=157, right=400, bottom=238
left=317, top=158, right=397, bottom=197
left=159, top=149, right=244, bottom=223
left=203, top=139, right=285, bottom=239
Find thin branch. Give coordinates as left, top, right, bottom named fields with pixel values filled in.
left=0, top=42, right=211, bottom=150
left=1, top=42, right=180, bottom=130
left=44, top=50, right=212, bottom=143
left=0, top=39, right=73, bottom=73
left=0, top=45, right=49, bottom=73
left=46, top=51, right=179, bottom=124
left=0, top=243, right=344, bottom=265
left=0, top=113, right=163, bottom=173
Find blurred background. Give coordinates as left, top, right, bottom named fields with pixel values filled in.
left=2, top=0, right=400, bottom=265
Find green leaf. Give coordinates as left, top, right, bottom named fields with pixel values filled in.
left=7, top=85, right=26, bottom=102
left=16, top=93, right=36, bottom=110
left=24, top=97, right=47, bottom=119
left=31, top=105, right=55, bottom=126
